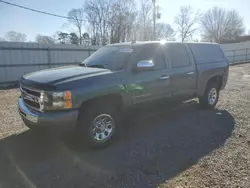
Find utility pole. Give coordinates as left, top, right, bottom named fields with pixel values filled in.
left=152, top=0, right=156, bottom=41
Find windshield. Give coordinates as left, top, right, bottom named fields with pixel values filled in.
left=81, top=46, right=134, bottom=71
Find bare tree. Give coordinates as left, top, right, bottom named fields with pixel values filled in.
left=69, top=33, right=79, bottom=44
left=57, top=32, right=69, bottom=44
left=82, top=32, right=91, bottom=45
left=138, top=0, right=152, bottom=41
left=81, top=0, right=170, bottom=44
left=174, top=6, right=200, bottom=42
left=108, top=0, right=137, bottom=43
left=35, top=34, right=55, bottom=44
left=4, top=31, right=27, bottom=42
left=155, top=23, right=174, bottom=40
left=201, top=7, right=245, bottom=43
left=68, top=8, right=85, bottom=44
left=83, top=2, right=99, bottom=45
left=84, top=0, right=114, bottom=45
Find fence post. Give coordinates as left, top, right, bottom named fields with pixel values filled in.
left=88, top=47, right=91, bottom=57
left=246, top=48, right=248, bottom=62
left=233, top=50, right=236, bottom=64
left=47, top=48, right=51, bottom=68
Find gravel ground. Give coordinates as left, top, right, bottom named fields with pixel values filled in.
left=0, top=64, right=249, bottom=188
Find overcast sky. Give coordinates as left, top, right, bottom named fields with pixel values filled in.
left=0, top=0, right=250, bottom=41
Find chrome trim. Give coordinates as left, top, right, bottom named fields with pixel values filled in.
left=91, top=114, right=115, bottom=142
left=39, top=91, right=45, bottom=112
left=20, top=84, right=41, bottom=93
left=22, top=91, right=40, bottom=103
left=159, top=76, right=170, bottom=80
left=24, top=103, right=41, bottom=112
left=208, top=88, right=217, bottom=105
left=18, top=98, right=38, bottom=123
left=20, top=85, right=42, bottom=112
left=136, top=60, right=154, bottom=68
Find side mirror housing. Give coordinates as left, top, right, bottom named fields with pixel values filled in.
left=133, top=60, right=154, bottom=72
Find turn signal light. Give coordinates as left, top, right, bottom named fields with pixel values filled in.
left=65, top=100, right=72, bottom=109
left=64, top=91, right=72, bottom=100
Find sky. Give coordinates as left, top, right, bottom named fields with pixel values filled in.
left=0, top=0, right=250, bottom=41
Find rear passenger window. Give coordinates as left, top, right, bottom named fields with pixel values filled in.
left=167, top=44, right=190, bottom=68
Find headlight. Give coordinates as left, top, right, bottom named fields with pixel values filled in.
left=42, top=91, right=72, bottom=111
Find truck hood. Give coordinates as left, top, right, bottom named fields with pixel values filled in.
left=22, top=66, right=111, bottom=86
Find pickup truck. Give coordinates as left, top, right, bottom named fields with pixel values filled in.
left=18, top=41, right=229, bottom=147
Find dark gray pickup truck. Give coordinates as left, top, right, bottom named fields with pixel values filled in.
left=18, top=41, right=229, bottom=147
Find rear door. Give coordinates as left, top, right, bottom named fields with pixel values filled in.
left=165, top=43, right=197, bottom=97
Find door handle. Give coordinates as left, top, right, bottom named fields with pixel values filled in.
left=159, top=76, right=170, bottom=80
left=187, top=72, right=195, bottom=75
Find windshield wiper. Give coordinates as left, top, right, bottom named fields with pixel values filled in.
left=87, top=64, right=107, bottom=69
left=79, top=63, right=87, bottom=67
left=79, top=63, right=108, bottom=70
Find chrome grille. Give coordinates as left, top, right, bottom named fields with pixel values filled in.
left=21, top=86, right=40, bottom=97
left=20, top=86, right=41, bottom=111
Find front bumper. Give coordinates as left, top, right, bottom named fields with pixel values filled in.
left=18, top=97, right=78, bottom=127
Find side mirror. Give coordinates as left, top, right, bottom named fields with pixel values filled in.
left=133, top=60, right=154, bottom=72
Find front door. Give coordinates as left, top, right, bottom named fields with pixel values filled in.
left=126, top=44, right=171, bottom=104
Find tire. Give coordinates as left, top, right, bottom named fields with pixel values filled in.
left=199, top=82, right=219, bottom=108
left=76, top=101, right=121, bottom=148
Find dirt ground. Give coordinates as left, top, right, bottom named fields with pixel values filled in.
left=0, top=64, right=249, bottom=188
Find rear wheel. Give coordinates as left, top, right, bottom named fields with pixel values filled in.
left=199, top=83, right=219, bottom=108
left=76, top=101, right=121, bottom=147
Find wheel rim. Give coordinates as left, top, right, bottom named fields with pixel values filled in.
left=91, top=114, right=115, bottom=142
left=208, top=88, right=217, bottom=105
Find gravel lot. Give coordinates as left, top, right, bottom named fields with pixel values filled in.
left=0, top=64, right=249, bottom=188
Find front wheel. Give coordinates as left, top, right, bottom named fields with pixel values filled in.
left=199, top=83, right=219, bottom=108
left=76, top=103, right=120, bottom=147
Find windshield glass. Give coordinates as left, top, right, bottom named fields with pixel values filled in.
left=81, top=46, right=134, bottom=71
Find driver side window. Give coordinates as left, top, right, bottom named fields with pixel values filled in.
left=136, top=45, right=166, bottom=70
left=153, top=48, right=166, bottom=70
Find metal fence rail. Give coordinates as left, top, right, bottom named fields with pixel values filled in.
left=224, top=48, right=250, bottom=64
left=1, top=41, right=250, bottom=88
left=0, top=42, right=100, bottom=87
